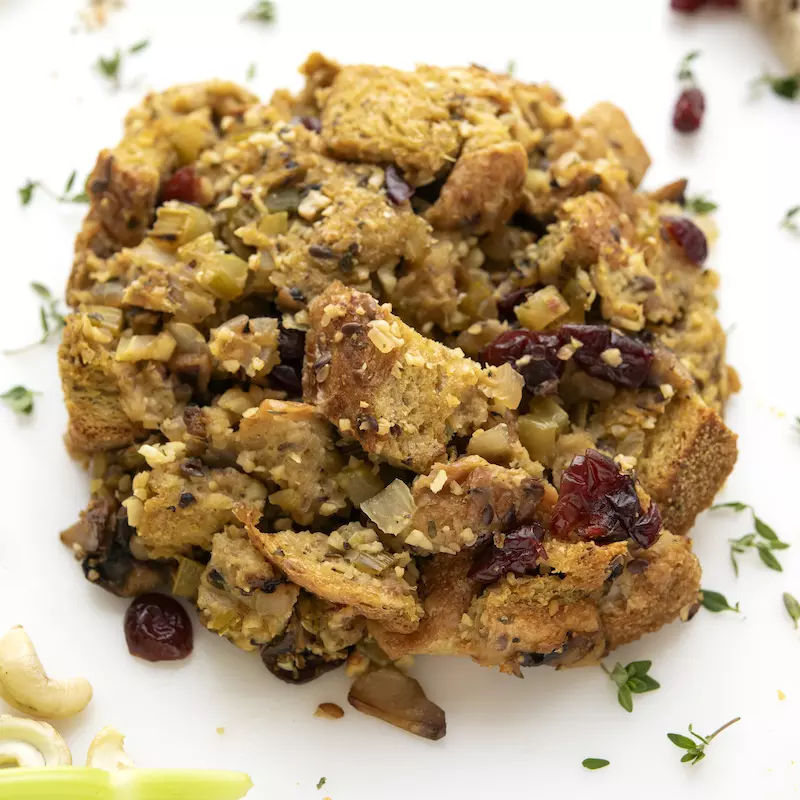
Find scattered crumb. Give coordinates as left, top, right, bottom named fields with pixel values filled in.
left=315, top=702, right=344, bottom=720
left=216, top=726, right=225, bottom=735
left=79, top=0, right=124, bottom=30
left=778, top=690, right=786, bottom=701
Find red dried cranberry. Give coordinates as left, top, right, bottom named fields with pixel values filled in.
left=468, top=523, right=548, bottom=583
left=124, top=593, right=193, bottom=662
left=707, top=0, right=738, bottom=5
left=671, top=0, right=706, bottom=11
left=496, top=288, right=533, bottom=320
left=661, top=216, right=708, bottom=266
left=384, top=165, right=414, bottom=205
left=551, top=449, right=662, bottom=548
left=300, top=116, right=322, bottom=133
left=559, top=324, right=654, bottom=389
left=161, top=166, right=201, bottom=204
left=480, top=329, right=563, bottom=396
left=673, top=87, right=705, bottom=133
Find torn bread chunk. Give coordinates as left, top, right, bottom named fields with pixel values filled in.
left=304, top=282, right=504, bottom=472
left=197, top=526, right=299, bottom=651
left=246, top=522, right=422, bottom=634
left=234, top=399, right=347, bottom=525
left=408, top=456, right=550, bottom=554
left=130, top=460, right=267, bottom=558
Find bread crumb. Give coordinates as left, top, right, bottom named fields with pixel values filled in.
left=216, top=727, right=225, bottom=735
left=315, top=702, right=345, bottom=719
left=778, top=690, right=786, bottom=701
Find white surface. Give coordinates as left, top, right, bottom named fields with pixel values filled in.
left=0, top=1, right=799, bottom=797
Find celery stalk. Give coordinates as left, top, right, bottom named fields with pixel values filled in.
left=0, top=768, right=253, bottom=799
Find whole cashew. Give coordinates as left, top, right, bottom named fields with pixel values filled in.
left=0, top=626, right=93, bottom=719
left=0, top=714, right=72, bottom=767
left=86, top=726, right=135, bottom=771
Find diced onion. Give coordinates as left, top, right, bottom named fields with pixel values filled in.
left=361, top=479, right=415, bottom=535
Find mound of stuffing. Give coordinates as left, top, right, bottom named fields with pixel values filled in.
left=59, top=54, right=738, bottom=739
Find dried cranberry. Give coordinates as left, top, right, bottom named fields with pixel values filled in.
left=468, top=523, right=548, bottom=583
left=270, top=364, right=303, bottom=396
left=560, top=324, right=654, bottom=389
left=161, top=166, right=201, bottom=204
left=551, top=449, right=662, bottom=548
left=480, top=329, right=563, bottom=396
left=661, top=216, right=708, bottom=266
left=496, top=288, right=533, bottom=320
left=124, top=593, right=193, bottom=662
left=278, top=328, right=306, bottom=363
left=707, top=0, right=738, bottom=6
left=671, top=0, right=706, bottom=11
left=384, top=165, right=414, bottom=205
left=673, top=87, right=705, bottom=133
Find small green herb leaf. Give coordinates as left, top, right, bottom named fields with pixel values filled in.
left=1, top=386, right=39, bottom=415
left=700, top=590, right=740, bottom=613
left=316, top=777, right=326, bottom=790
left=711, top=501, right=749, bottom=512
left=782, top=206, right=800, bottom=234
left=19, top=180, right=38, bottom=206
left=3, top=283, right=66, bottom=355
left=245, top=1, right=276, bottom=22
left=617, top=683, right=633, bottom=713
left=784, top=593, right=800, bottom=628
left=603, top=660, right=659, bottom=712
left=96, top=49, right=122, bottom=82
left=246, top=62, right=256, bottom=81
left=754, top=516, right=778, bottom=541
left=757, top=544, right=783, bottom=572
left=668, top=718, right=740, bottom=766
left=668, top=733, right=696, bottom=750
left=626, top=660, right=652, bottom=679
left=582, top=758, right=609, bottom=770
left=677, top=50, right=701, bottom=83
left=64, top=170, right=76, bottom=195
left=685, top=195, right=717, bottom=214
left=754, top=72, right=800, bottom=100
left=718, top=505, right=788, bottom=574
left=506, top=59, right=516, bottom=76
left=129, top=39, right=150, bottom=54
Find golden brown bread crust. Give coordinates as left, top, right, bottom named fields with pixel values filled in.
left=638, top=393, right=738, bottom=535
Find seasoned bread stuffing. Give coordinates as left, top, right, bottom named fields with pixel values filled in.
left=60, top=55, right=737, bottom=739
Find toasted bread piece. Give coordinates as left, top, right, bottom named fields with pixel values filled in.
left=133, top=461, right=267, bottom=557
left=638, top=393, right=737, bottom=535
left=235, top=399, right=346, bottom=525
left=600, top=531, right=701, bottom=650
left=409, top=456, right=547, bottom=554
left=247, top=526, right=422, bottom=634
left=304, top=282, right=497, bottom=472
left=197, top=526, right=299, bottom=651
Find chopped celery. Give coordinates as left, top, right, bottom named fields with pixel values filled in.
left=0, top=768, right=253, bottom=799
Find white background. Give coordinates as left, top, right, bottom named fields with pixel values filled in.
left=0, top=1, right=799, bottom=798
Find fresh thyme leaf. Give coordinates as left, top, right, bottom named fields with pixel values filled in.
left=129, top=39, right=150, bottom=54
left=711, top=501, right=749, bottom=512
left=677, top=50, right=701, bottom=83
left=603, top=660, right=659, bottom=712
left=245, top=1, right=276, bottom=22
left=582, top=758, right=609, bottom=770
left=3, top=283, right=66, bottom=355
left=668, top=717, right=740, bottom=766
left=70, top=191, right=90, bottom=204
left=757, top=544, right=782, bottom=572
left=700, top=590, right=740, bottom=613
left=754, top=72, right=800, bottom=100
left=96, top=49, right=122, bottom=82
left=19, top=180, right=38, bottom=206
left=685, top=194, right=718, bottom=214
left=1, top=386, right=39, bottom=415
left=64, top=170, right=77, bottom=195
left=316, top=777, right=326, bottom=790
left=246, top=62, right=257, bottom=81
left=782, top=206, right=800, bottom=234
left=784, top=593, right=800, bottom=628
left=506, top=59, right=516, bottom=76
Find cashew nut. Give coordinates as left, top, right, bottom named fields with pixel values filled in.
left=0, top=626, right=93, bottom=719
left=86, top=726, right=135, bottom=771
left=0, top=714, right=72, bottom=767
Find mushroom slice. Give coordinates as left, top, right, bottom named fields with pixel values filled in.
left=0, top=715, right=72, bottom=767
left=347, top=666, right=446, bottom=741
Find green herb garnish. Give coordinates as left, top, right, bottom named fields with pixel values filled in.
left=3, top=283, right=66, bottom=355
left=19, top=179, right=37, bottom=205
left=685, top=194, right=718, bottom=214
left=246, top=62, right=257, bottom=81
left=753, top=72, right=800, bottom=101
left=18, top=172, right=87, bottom=206
left=784, top=592, right=800, bottom=628
left=712, top=502, right=789, bottom=574
left=1, top=386, right=39, bottom=416
left=602, top=660, right=660, bottom=712
left=95, top=40, right=150, bottom=85
left=506, top=59, right=516, bottom=76
left=700, top=589, right=740, bottom=613
left=244, top=1, right=276, bottom=22
left=781, top=206, right=800, bottom=234
left=677, top=50, right=701, bottom=83
left=316, top=777, right=327, bottom=790
left=582, top=758, right=609, bottom=770
left=668, top=717, right=740, bottom=765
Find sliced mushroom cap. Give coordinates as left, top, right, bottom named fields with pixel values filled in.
left=347, top=666, right=446, bottom=741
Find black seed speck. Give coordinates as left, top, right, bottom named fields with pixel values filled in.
left=178, top=492, right=196, bottom=508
